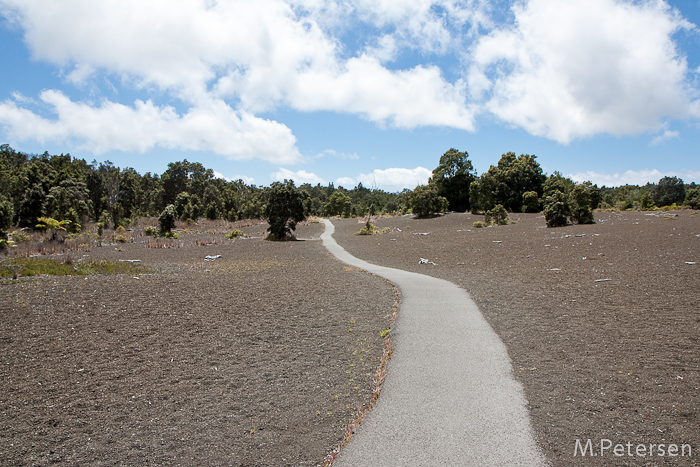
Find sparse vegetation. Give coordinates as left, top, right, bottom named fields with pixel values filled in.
left=225, top=229, right=244, bottom=239
left=0, top=257, right=150, bottom=278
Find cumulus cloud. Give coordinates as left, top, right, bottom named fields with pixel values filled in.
left=469, top=0, right=698, bottom=143
left=0, top=0, right=485, bottom=158
left=272, top=168, right=327, bottom=185
left=338, top=166, right=432, bottom=192
left=1, top=0, right=699, bottom=161
left=0, top=91, right=302, bottom=163
left=650, top=129, right=680, bottom=146
left=569, top=168, right=700, bottom=187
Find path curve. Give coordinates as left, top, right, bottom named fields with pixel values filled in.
left=322, top=219, right=546, bottom=466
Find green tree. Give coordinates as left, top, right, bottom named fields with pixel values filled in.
left=685, top=185, right=700, bottom=209
left=430, top=148, right=476, bottom=212
left=324, top=190, right=352, bottom=217
left=653, top=176, right=685, bottom=207
left=264, top=180, right=307, bottom=240
left=543, top=191, right=570, bottom=227
left=407, top=185, right=448, bottom=217
left=569, top=184, right=595, bottom=224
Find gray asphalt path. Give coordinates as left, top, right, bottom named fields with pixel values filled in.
left=322, top=219, right=547, bottom=467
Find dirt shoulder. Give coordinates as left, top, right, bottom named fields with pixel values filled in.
left=0, top=221, right=396, bottom=466
left=332, top=211, right=699, bottom=466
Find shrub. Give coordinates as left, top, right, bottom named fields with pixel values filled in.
left=407, top=185, right=448, bottom=217
left=473, top=221, right=484, bottom=228
left=113, top=234, right=128, bottom=243
left=225, top=229, right=244, bottom=239
left=491, top=204, right=509, bottom=225
left=158, top=204, right=177, bottom=235
left=685, top=186, right=700, bottom=209
left=522, top=191, right=540, bottom=213
left=356, top=222, right=378, bottom=235
left=144, top=226, right=157, bottom=236
left=9, top=230, right=32, bottom=243
left=543, top=191, right=570, bottom=227
left=569, top=184, right=595, bottom=224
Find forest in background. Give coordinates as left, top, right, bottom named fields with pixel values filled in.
left=1, top=144, right=698, bottom=239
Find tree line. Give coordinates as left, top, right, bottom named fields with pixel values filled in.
left=1, top=144, right=698, bottom=241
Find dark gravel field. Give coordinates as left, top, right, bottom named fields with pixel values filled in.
left=332, top=210, right=699, bottom=466
left=2, top=211, right=698, bottom=466
left=0, top=221, right=396, bottom=466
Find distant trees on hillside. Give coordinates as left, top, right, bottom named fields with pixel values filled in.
left=0, top=143, right=697, bottom=239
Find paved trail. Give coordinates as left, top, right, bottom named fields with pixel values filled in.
left=322, top=219, right=546, bottom=466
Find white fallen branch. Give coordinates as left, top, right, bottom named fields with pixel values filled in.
left=413, top=232, right=431, bottom=236
left=204, top=255, right=222, bottom=261
left=595, top=278, right=612, bottom=282
left=419, top=258, right=437, bottom=266
left=119, top=259, right=141, bottom=263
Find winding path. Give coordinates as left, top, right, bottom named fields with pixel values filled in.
left=322, top=219, right=546, bottom=466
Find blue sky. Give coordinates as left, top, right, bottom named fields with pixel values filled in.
left=1, top=0, right=699, bottom=191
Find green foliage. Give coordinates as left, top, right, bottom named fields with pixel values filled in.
left=35, top=216, right=72, bottom=232
left=569, top=184, right=596, bottom=224
left=430, top=148, right=476, bottom=212
left=474, top=153, right=546, bottom=213
left=491, top=204, right=509, bottom=225
left=407, top=185, right=448, bottom=217
left=654, top=176, right=685, bottom=207
left=473, top=221, right=484, bottom=228
left=158, top=204, right=177, bottom=235
left=144, top=226, right=157, bottom=236
left=225, top=229, right=244, bottom=239
left=0, top=196, right=14, bottom=239
left=543, top=191, right=570, bottom=227
left=522, top=191, right=540, bottom=213
left=325, top=190, right=352, bottom=217
left=355, top=221, right=390, bottom=235
left=264, top=180, right=307, bottom=240
left=685, top=186, right=700, bottom=209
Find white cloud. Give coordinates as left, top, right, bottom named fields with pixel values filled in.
left=569, top=168, right=700, bottom=187
left=272, top=168, right=327, bottom=185
left=214, top=171, right=255, bottom=184
left=470, top=0, right=698, bottom=143
left=650, top=129, right=680, bottom=146
left=352, top=166, right=432, bottom=192
left=0, top=91, right=302, bottom=163
left=335, top=177, right=356, bottom=188
left=316, top=149, right=360, bottom=160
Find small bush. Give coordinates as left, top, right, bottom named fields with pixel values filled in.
left=226, top=229, right=244, bottom=239
left=158, top=205, right=177, bottom=235
left=473, top=221, right=484, bottom=228
left=144, top=226, right=157, bottom=236
left=356, top=222, right=378, bottom=235
left=113, top=234, right=128, bottom=243
left=491, top=204, right=509, bottom=225
left=9, top=230, right=32, bottom=243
